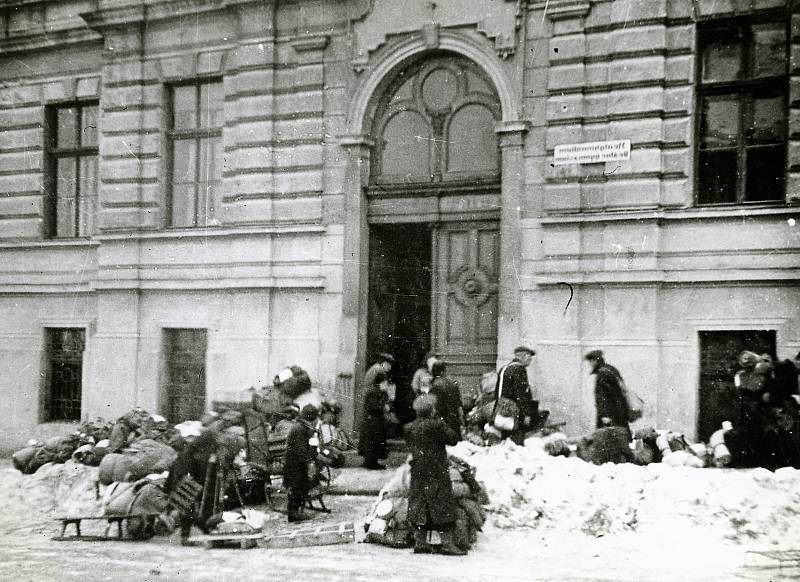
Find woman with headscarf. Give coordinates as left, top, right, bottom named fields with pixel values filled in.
left=404, top=394, right=464, bottom=555
left=411, top=352, right=437, bottom=397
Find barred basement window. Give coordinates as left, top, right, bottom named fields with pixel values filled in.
left=43, top=328, right=85, bottom=422
left=166, top=80, right=224, bottom=227
left=696, top=17, right=788, bottom=205
left=44, top=103, right=99, bottom=238
left=161, top=329, right=207, bottom=424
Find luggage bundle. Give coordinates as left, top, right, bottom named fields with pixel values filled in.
left=252, top=387, right=296, bottom=422
left=365, top=497, right=412, bottom=548
left=363, top=456, right=488, bottom=551
left=447, top=456, right=488, bottom=551
left=98, top=439, right=178, bottom=485
left=12, top=416, right=116, bottom=474
left=102, top=476, right=170, bottom=540
left=12, top=434, right=81, bottom=475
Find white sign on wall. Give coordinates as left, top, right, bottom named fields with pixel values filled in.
left=553, top=139, right=631, bottom=165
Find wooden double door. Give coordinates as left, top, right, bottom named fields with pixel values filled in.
left=367, top=220, right=499, bottom=421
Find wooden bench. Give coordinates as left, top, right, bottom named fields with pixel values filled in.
left=54, top=514, right=160, bottom=542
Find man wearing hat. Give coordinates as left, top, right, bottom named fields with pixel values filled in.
left=585, top=350, right=629, bottom=435
left=358, top=353, right=395, bottom=470
left=494, top=346, right=537, bottom=445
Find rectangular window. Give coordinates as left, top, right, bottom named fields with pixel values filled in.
left=696, top=18, right=788, bottom=205
left=162, top=329, right=207, bottom=424
left=167, top=81, right=224, bottom=227
left=43, top=328, right=85, bottom=422
left=44, top=103, right=99, bottom=238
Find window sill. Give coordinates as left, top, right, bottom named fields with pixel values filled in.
left=540, top=203, right=800, bottom=224
left=94, top=223, right=326, bottom=241
left=0, top=238, right=100, bottom=250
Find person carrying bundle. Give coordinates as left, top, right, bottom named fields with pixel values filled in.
left=493, top=346, right=537, bottom=445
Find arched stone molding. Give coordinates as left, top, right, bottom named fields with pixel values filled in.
left=345, top=29, right=522, bottom=135
left=337, top=31, right=528, bottom=426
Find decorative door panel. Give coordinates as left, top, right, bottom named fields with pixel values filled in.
left=433, top=221, right=499, bottom=398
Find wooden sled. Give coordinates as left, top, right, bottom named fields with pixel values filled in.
left=261, top=521, right=355, bottom=549
left=54, top=513, right=159, bottom=542
left=187, top=531, right=264, bottom=549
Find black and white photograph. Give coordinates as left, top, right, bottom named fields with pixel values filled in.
left=0, top=0, right=799, bottom=580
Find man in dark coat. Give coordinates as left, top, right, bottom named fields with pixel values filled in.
left=404, top=394, right=464, bottom=555
left=585, top=350, right=630, bottom=436
left=494, top=346, right=536, bottom=445
left=430, top=361, right=463, bottom=440
left=284, top=405, right=320, bottom=522
left=358, top=353, right=394, bottom=470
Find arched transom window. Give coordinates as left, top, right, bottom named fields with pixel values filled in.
left=371, top=54, right=501, bottom=186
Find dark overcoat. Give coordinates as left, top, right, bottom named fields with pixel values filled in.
left=284, top=420, right=316, bottom=491
left=358, top=364, right=389, bottom=460
left=494, top=359, right=535, bottom=425
left=430, top=376, right=463, bottom=439
left=404, top=417, right=459, bottom=528
left=593, top=363, right=629, bottom=429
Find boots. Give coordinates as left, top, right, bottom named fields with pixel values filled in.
left=437, top=530, right=466, bottom=556
left=413, top=529, right=433, bottom=554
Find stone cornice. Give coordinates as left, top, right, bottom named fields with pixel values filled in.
left=338, top=134, right=376, bottom=149
left=80, top=0, right=230, bottom=32
left=0, top=28, right=101, bottom=55
left=290, top=33, right=329, bottom=54
left=349, top=0, right=524, bottom=67
left=529, top=0, right=610, bottom=21
left=496, top=120, right=529, bottom=147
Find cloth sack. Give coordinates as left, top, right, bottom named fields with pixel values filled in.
left=103, top=478, right=169, bottom=539
left=492, top=363, right=520, bottom=431
left=493, top=398, right=519, bottom=431
left=614, top=371, right=643, bottom=422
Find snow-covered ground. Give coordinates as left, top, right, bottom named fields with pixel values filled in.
left=0, top=437, right=797, bottom=581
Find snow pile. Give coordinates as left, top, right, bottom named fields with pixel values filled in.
left=449, top=439, right=800, bottom=545
left=0, top=461, right=102, bottom=534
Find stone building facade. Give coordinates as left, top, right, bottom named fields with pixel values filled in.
left=1, top=0, right=798, bottom=450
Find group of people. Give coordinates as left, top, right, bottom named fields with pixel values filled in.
left=356, top=346, right=540, bottom=555
left=725, top=351, right=800, bottom=470
left=358, top=351, right=474, bottom=470
left=358, top=346, right=623, bottom=457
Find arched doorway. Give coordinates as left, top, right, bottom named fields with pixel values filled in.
left=365, top=52, right=502, bottom=421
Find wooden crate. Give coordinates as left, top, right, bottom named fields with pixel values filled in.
left=260, top=521, right=355, bottom=549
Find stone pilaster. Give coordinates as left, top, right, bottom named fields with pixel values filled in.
left=496, top=121, right=528, bottom=361
left=336, top=134, right=373, bottom=429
